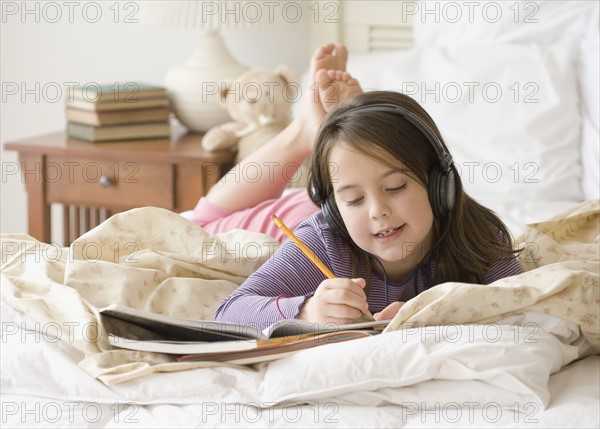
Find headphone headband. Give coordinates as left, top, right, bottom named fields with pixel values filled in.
left=339, top=103, right=454, bottom=172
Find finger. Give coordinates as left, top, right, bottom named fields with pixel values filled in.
left=324, top=288, right=369, bottom=313
left=351, top=278, right=366, bottom=288
left=313, top=283, right=367, bottom=312
left=378, top=301, right=405, bottom=320
left=320, top=279, right=368, bottom=312
left=322, top=303, right=362, bottom=322
left=325, top=278, right=367, bottom=300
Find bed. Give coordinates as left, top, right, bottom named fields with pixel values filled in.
left=2, top=1, right=599, bottom=427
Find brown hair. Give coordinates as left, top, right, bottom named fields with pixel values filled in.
left=308, top=91, right=520, bottom=286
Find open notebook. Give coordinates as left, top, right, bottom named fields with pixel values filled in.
left=99, top=304, right=390, bottom=356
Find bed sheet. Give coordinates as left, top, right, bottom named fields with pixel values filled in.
left=1, top=299, right=598, bottom=428
left=2, top=308, right=598, bottom=428
left=4, top=358, right=599, bottom=429
left=2, top=358, right=599, bottom=428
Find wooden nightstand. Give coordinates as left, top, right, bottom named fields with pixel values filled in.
left=5, top=128, right=236, bottom=245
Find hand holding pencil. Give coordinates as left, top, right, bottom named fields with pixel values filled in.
left=272, top=215, right=335, bottom=279
left=272, top=215, right=374, bottom=323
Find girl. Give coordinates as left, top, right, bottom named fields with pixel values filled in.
left=213, top=74, right=523, bottom=329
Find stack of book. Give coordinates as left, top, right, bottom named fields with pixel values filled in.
left=66, top=82, right=171, bottom=142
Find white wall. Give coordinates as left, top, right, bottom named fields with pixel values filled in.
left=0, top=0, right=311, bottom=240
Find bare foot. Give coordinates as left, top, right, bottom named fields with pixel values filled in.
left=309, top=43, right=348, bottom=81
left=307, top=43, right=349, bottom=106
left=297, top=43, right=350, bottom=152
left=316, top=69, right=363, bottom=112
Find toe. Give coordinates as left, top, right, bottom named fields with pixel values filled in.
left=315, top=43, right=335, bottom=59
left=316, top=69, right=332, bottom=87
left=334, top=44, right=349, bottom=64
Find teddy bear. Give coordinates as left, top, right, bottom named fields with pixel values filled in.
left=202, top=66, right=297, bottom=159
left=201, top=65, right=308, bottom=187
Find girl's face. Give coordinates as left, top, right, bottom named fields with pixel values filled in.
left=329, top=143, right=434, bottom=281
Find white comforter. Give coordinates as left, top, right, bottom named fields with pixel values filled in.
left=1, top=201, right=599, bottom=427
left=2, top=300, right=597, bottom=427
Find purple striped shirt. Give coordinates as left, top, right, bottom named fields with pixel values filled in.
left=214, top=212, right=524, bottom=330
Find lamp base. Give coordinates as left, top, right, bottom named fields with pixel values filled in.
left=166, top=32, right=248, bottom=133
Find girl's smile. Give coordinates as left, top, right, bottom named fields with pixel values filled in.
left=330, top=143, right=434, bottom=281
left=373, top=223, right=405, bottom=242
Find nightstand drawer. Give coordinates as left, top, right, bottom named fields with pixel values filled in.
left=45, top=156, right=174, bottom=209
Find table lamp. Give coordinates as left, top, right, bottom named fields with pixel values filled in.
left=143, top=1, right=256, bottom=133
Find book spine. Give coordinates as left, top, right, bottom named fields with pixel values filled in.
left=67, top=98, right=168, bottom=112
left=70, top=83, right=166, bottom=103
left=67, top=123, right=171, bottom=142
left=66, top=108, right=171, bottom=126
left=67, top=123, right=95, bottom=141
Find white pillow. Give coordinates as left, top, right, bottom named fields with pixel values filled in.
left=412, top=0, right=599, bottom=200
left=412, top=1, right=598, bottom=47
left=579, top=33, right=600, bottom=200
left=348, top=42, right=582, bottom=202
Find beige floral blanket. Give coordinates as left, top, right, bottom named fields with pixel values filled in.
left=385, top=200, right=599, bottom=348
left=1, top=201, right=598, bottom=385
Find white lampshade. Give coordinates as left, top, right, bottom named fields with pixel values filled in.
left=143, top=1, right=265, bottom=133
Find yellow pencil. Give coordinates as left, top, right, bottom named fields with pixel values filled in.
left=272, top=214, right=374, bottom=321
left=272, top=215, right=335, bottom=278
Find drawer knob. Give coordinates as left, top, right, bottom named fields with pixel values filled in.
left=99, top=175, right=113, bottom=188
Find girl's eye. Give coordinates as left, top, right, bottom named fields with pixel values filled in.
left=386, top=184, right=406, bottom=193
left=345, top=197, right=363, bottom=206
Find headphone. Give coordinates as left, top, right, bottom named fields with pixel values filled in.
left=310, top=103, right=456, bottom=242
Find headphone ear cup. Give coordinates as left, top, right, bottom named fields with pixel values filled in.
left=322, top=196, right=352, bottom=241
left=311, top=167, right=353, bottom=241
left=429, top=167, right=456, bottom=218
left=429, top=168, right=446, bottom=218
left=309, top=171, right=323, bottom=206
left=443, top=168, right=456, bottom=214
left=310, top=188, right=321, bottom=206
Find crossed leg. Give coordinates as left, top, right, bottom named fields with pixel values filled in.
left=203, top=43, right=348, bottom=211
left=193, top=44, right=365, bottom=240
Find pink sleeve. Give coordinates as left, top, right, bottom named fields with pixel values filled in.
left=190, top=190, right=320, bottom=243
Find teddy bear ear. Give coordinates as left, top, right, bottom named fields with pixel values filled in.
left=274, top=64, right=299, bottom=86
